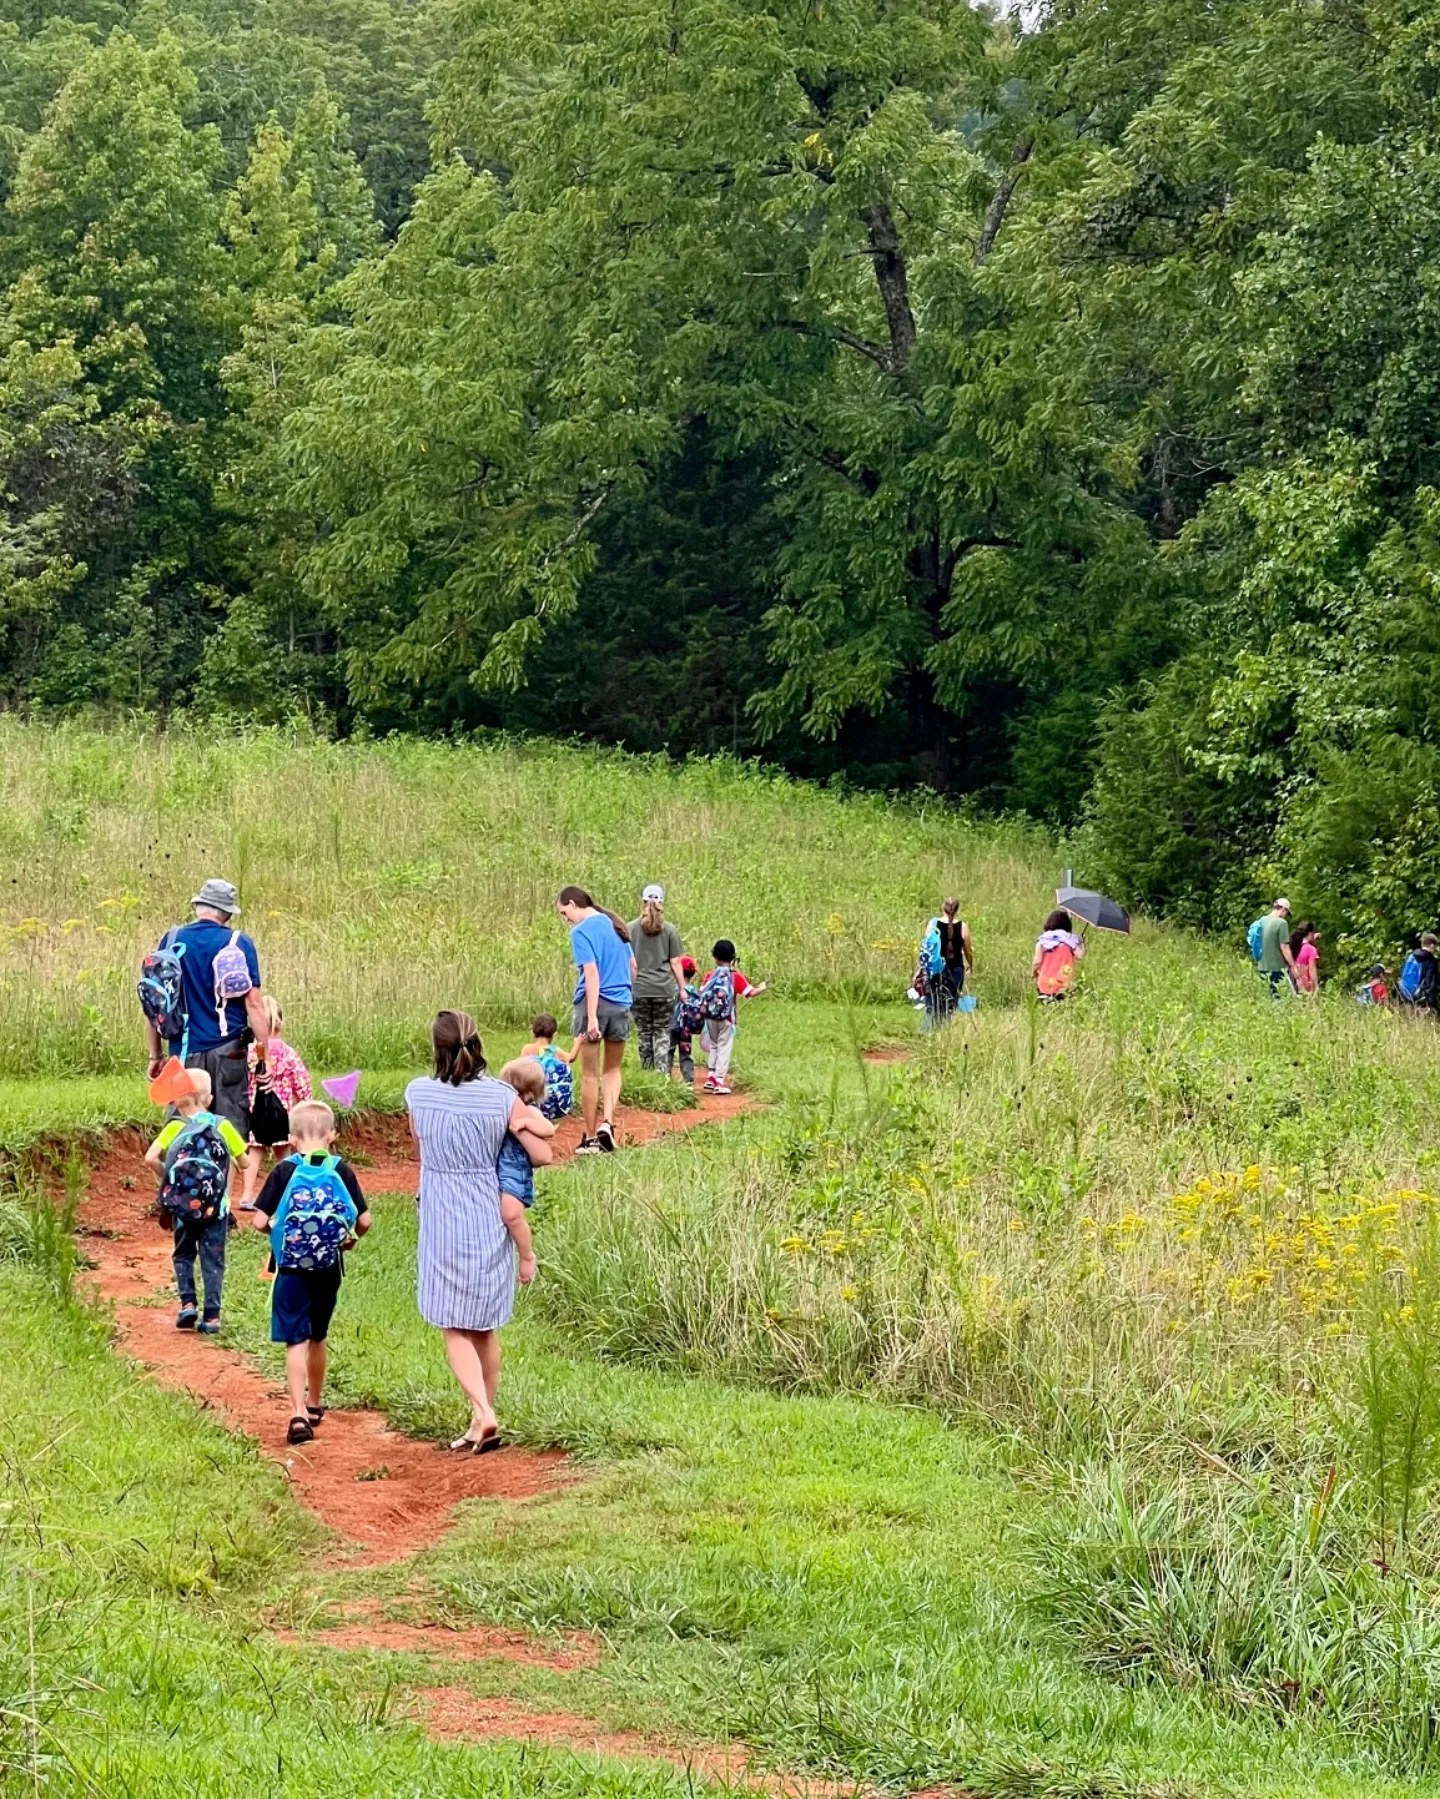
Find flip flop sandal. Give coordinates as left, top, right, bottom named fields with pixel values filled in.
left=287, top=1416, right=315, bottom=1445
left=447, top=1429, right=503, bottom=1454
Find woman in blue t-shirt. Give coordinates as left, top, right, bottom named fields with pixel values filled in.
left=556, top=885, right=635, bottom=1155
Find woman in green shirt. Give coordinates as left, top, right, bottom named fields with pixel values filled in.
left=628, top=885, right=686, bottom=1073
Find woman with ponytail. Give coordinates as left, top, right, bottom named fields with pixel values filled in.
left=627, top=884, right=686, bottom=1075
left=557, top=886, right=635, bottom=1154
left=406, top=1011, right=552, bottom=1452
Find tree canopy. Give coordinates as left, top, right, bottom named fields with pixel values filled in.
left=5, top=0, right=1440, bottom=954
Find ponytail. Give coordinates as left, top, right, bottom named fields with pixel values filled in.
left=558, top=884, right=631, bottom=945
left=641, top=900, right=664, bottom=936
left=432, top=1009, right=487, bottom=1085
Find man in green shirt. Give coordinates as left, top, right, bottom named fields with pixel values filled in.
left=1255, top=898, right=1295, bottom=996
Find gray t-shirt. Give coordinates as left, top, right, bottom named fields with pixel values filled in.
left=628, top=919, right=683, bottom=1003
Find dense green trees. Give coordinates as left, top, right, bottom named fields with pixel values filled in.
left=7, top=0, right=1440, bottom=952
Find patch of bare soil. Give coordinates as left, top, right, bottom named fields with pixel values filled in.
left=860, top=1045, right=912, bottom=1065
left=272, top=1598, right=600, bottom=1672
left=419, top=1687, right=868, bottom=1796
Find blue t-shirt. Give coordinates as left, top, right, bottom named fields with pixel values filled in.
left=496, top=1131, right=535, bottom=1207
left=570, top=915, right=633, bottom=1006
left=162, top=920, right=261, bottom=1052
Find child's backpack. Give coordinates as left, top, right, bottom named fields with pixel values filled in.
left=211, top=930, right=252, bottom=1029
left=676, top=986, right=706, bottom=1035
left=535, top=1048, right=573, bottom=1122
left=138, top=929, right=188, bottom=1048
left=1036, top=939, right=1078, bottom=999
left=699, top=966, right=736, bottom=1022
left=159, top=1116, right=230, bottom=1225
left=1399, top=951, right=1430, bottom=1004
left=270, top=1155, right=357, bottom=1273
left=1247, top=918, right=1265, bottom=963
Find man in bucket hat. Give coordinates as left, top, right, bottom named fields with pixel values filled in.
left=145, top=878, right=269, bottom=1140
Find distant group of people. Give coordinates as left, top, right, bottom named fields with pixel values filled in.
left=912, top=900, right=1089, bottom=1026
left=1248, top=896, right=1439, bottom=1009
left=137, top=876, right=767, bottom=1452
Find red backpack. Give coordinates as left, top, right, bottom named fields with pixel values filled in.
left=1036, top=939, right=1078, bottom=998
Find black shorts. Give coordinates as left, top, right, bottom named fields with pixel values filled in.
left=270, top=1266, right=341, bottom=1346
left=185, top=1040, right=251, bottom=1139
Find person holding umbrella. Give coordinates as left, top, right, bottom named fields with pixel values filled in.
left=1034, top=884, right=1132, bottom=1000
left=1034, top=908, right=1086, bottom=1001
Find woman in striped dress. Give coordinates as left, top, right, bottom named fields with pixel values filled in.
left=406, top=1011, right=551, bottom=1453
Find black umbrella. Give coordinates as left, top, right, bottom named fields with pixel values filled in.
left=1056, top=886, right=1132, bottom=936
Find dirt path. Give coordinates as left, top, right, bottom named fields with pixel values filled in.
left=75, top=1092, right=747, bottom=1563
left=71, top=1088, right=913, bottom=1794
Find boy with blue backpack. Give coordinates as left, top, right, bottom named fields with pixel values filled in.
left=145, top=1067, right=249, bottom=1334
left=247, top=1099, right=370, bottom=1445
left=699, top=940, right=768, bottom=1096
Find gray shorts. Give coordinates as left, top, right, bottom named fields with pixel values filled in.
left=185, top=1040, right=251, bottom=1138
left=573, top=998, right=632, bottom=1043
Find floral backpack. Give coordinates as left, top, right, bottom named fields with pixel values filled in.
left=535, top=1047, right=573, bottom=1121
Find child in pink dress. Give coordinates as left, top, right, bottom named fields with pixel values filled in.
left=1290, top=923, right=1321, bottom=994
left=240, top=996, right=313, bottom=1206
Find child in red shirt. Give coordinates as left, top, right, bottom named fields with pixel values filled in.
left=699, top=939, right=768, bottom=1095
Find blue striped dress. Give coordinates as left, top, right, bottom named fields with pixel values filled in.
left=405, top=1074, right=517, bottom=1332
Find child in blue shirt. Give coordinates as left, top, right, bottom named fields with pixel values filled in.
left=497, top=1060, right=554, bottom=1285
left=520, top=1013, right=578, bottom=1120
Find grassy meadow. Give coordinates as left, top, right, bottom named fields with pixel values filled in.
left=7, top=721, right=1440, bottom=1794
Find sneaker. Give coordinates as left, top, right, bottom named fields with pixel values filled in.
left=175, top=1304, right=198, bottom=1331
left=709, top=1082, right=734, bottom=1096
left=596, top=1120, right=617, bottom=1153
left=575, top=1137, right=601, bottom=1156
left=197, top=1318, right=222, bottom=1336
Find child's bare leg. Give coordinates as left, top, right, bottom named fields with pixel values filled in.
left=501, top=1192, right=537, bottom=1284
left=579, top=1038, right=600, bottom=1135
left=240, top=1145, right=262, bottom=1207
left=442, top=1328, right=498, bottom=1439
left=285, top=1341, right=311, bottom=1421
left=307, top=1340, right=328, bottom=1412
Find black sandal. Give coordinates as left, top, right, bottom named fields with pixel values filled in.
left=287, top=1416, right=315, bottom=1445
left=306, top=1405, right=327, bottom=1426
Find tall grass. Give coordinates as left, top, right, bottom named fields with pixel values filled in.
left=0, top=719, right=1049, bottom=1077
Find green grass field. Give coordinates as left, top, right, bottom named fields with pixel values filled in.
left=7, top=723, right=1440, bottom=1795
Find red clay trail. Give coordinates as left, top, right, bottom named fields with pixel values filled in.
left=73, top=1093, right=747, bottom=1564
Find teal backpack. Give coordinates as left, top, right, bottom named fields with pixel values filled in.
left=270, top=1156, right=357, bottom=1273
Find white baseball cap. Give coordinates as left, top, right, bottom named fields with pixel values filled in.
left=642, top=883, right=664, bottom=903
left=1275, top=897, right=1291, bottom=914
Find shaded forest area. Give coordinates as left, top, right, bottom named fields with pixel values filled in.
left=3, top=0, right=1439, bottom=952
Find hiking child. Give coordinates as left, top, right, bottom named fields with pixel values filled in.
left=240, top=995, right=312, bottom=1208
left=1357, top=963, right=1390, bottom=1007
left=1248, top=897, right=1295, bottom=997
left=520, top=1013, right=577, bottom=1121
left=140, top=878, right=269, bottom=1156
left=497, top=1060, right=555, bottom=1287
left=248, top=1099, right=371, bottom=1446
left=1033, top=909, right=1085, bottom=1002
left=1398, top=933, right=1440, bottom=1013
left=671, top=955, right=700, bottom=1085
left=628, top=884, right=687, bottom=1074
left=699, top=940, right=768, bottom=1096
left=1289, top=922, right=1321, bottom=995
left=145, top=1066, right=247, bottom=1334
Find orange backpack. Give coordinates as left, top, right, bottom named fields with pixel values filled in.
left=1036, top=939, right=1077, bottom=997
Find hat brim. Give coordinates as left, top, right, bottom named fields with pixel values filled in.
left=192, top=891, right=240, bottom=916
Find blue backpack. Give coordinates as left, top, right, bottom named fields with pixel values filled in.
left=921, top=919, right=945, bottom=978
left=1399, top=952, right=1429, bottom=1005
left=1247, top=918, right=1265, bottom=963
left=676, top=986, right=705, bottom=1035
left=159, top=1114, right=229, bottom=1224
left=535, top=1048, right=573, bottom=1121
left=138, top=928, right=188, bottom=1049
left=699, top=966, right=736, bottom=1022
left=270, top=1156, right=357, bottom=1273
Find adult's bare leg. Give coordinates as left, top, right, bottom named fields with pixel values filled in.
left=601, top=1038, right=625, bottom=1128
left=442, top=1327, right=498, bottom=1440
left=579, top=1038, right=600, bottom=1136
